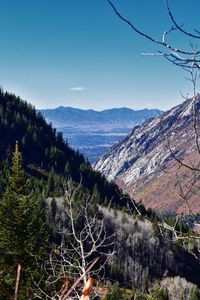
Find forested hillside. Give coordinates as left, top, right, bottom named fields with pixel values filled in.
left=0, top=88, right=84, bottom=176
left=0, top=90, right=200, bottom=300
left=0, top=88, right=134, bottom=210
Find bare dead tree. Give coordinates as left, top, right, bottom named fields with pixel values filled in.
left=107, top=0, right=200, bottom=236
left=32, top=180, right=115, bottom=299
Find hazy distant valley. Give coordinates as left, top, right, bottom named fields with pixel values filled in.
left=39, top=106, right=163, bottom=162
left=56, top=125, right=130, bottom=163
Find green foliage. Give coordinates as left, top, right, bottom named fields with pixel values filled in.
left=137, top=284, right=169, bottom=300
left=104, top=284, right=134, bottom=300
left=50, top=197, right=57, bottom=223
left=0, top=88, right=84, bottom=178
left=109, top=259, right=124, bottom=284
left=189, top=288, right=200, bottom=300
left=0, top=142, right=47, bottom=299
left=149, top=286, right=168, bottom=300
left=152, top=223, right=160, bottom=237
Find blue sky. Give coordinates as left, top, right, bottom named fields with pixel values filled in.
left=0, top=0, right=199, bottom=110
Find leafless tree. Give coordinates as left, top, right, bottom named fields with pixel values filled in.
left=32, top=180, right=115, bottom=299
left=107, top=0, right=200, bottom=70
left=107, top=0, right=200, bottom=237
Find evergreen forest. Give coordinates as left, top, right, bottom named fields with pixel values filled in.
left=0, top=90, right=200, bottom=300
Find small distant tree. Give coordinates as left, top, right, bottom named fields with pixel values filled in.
left=0, top=141, right=47, bottom=299
left=104, top=284, right=124, bottom=300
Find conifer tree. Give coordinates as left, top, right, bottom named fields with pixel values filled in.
left=189, top=288, right=200, bottom=300
left=0, top=141, right=47, bottom=299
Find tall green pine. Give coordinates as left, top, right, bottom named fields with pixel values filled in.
left=0, top=142, right=47, bottom=299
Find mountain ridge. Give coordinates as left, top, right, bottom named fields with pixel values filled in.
left=94, top=95, right=200, bottom=214
left=39, top=106, right=163, bottom=125
left=39, top=106, right=163, bottom=162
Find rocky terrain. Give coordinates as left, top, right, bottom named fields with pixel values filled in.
left=94, top=95, right=200, bottom=215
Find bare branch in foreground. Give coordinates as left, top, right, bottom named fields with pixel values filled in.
left=32, top=180, right=115, bottom=299
left=14, top=263, right=22, bottom=300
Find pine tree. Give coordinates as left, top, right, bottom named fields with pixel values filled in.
left=189, top=288, right=200, bottom=300
left=0, top=142, right=47, bottom=299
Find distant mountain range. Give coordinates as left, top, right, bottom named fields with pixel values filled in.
left=39, top=106, right=163, bottom=162
left=39, top=106, right=162, bottom=125
left=94, top=95, right=200, bottom=215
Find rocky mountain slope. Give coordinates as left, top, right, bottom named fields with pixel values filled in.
left=39, top=106, right=163, bottom=162
left=94, top=95, right=200, bottom=214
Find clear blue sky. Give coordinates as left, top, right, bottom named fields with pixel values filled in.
left=0, top=0, right=199, bottom=110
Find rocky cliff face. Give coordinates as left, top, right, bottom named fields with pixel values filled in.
left=94, top=96, right=200, bottom=214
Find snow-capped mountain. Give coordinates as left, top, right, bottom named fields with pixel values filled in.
left=94, top=96, right=200, bottom=214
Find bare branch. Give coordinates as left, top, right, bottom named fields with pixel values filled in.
left=63, top=258, right=99, bottom=300
left=165, top=0, right=200, bottom=39
left=33, top=180, right=115, bottom=299
left=107, top=0, right=200, bottom=55
left=14, top=263, right=22, bottom=300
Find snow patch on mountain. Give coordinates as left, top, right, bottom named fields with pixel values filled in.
left=94, top=95, right=200, bottom=213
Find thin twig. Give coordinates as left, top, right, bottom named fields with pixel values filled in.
left=14, top=263, right=22, bottom=300
left=62, top=257, right=99, bottom=300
